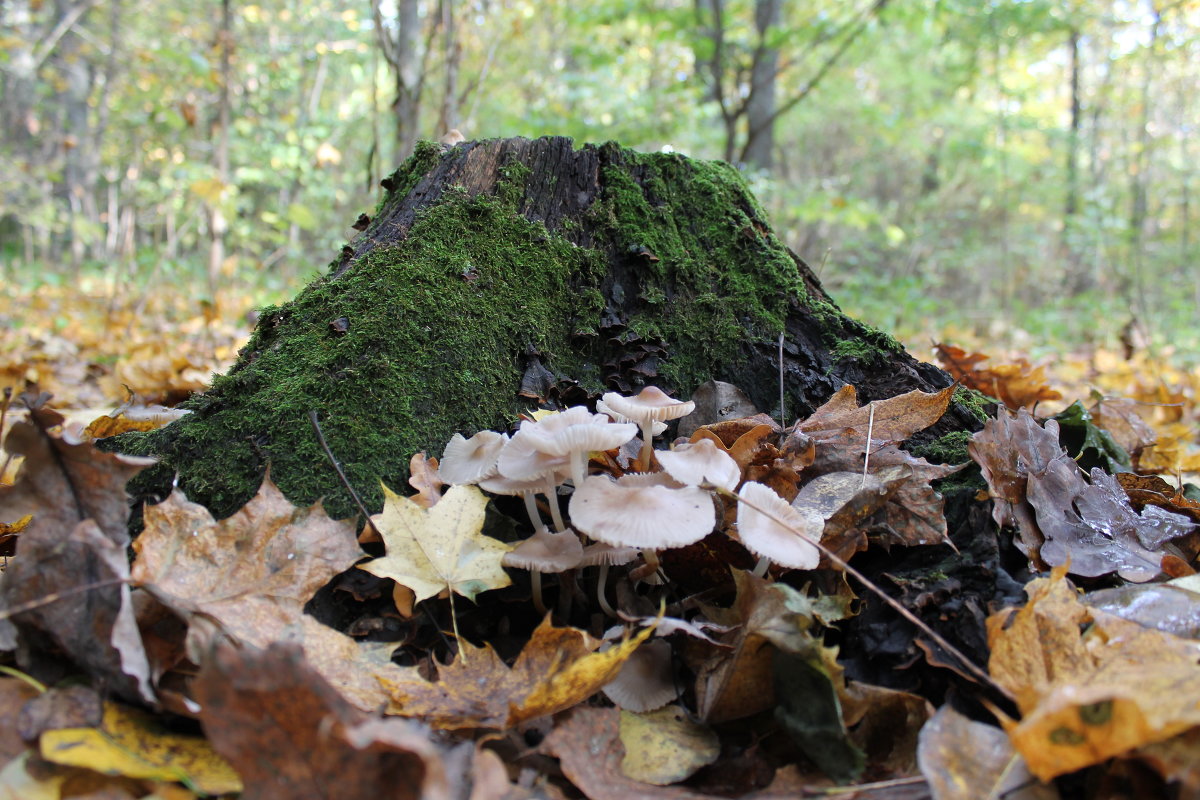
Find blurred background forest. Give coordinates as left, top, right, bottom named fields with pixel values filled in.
left=3, top=0, right=1198, bottom=375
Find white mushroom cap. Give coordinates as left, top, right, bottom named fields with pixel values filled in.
left=601, top=386, right=696, bottom=425
left=601, top=639, right=678, bottom=711
left=736, top=481, right=823, bottom=569
left=495, top=419, right=572, bottom=483
left=503, top=528, right=583, bottom=573
left=518, top=406, right=638, bottom=457
left=569, top=474, right=715, bottom=549
left=656, top=439, right=741, bottom=491
left=439, top=431, right=508, bottom=485
left=597, top=397, right=667, bottom=436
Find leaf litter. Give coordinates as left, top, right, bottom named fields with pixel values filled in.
left=1, top=333, right=1200, bottom=798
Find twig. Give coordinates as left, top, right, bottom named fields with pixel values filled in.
left=0, top=578, right=130, bottom=622
left=717, top=486, right=1015, bottom=703
left=778, top=332, right=786, bottom=428
left=308, top=410, right=382, bottom=538
left=861, top=404, right=875, bottom=488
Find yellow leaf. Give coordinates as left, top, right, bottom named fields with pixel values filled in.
left=988, top=568, right=1200, bottom=780
left=39, top=702, right=242, bottom=795
left=361, top=483, right=511, bottom=604
left=619, top=705, right=720, bottom=785
left=382, top=617, right=654, bottom=729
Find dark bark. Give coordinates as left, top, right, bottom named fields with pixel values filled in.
left=104, top=137, right=984, bottom=522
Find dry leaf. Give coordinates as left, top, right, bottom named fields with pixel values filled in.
left=935, top=344, right=1061, bottom=410
left=131, top=475, right=363, bottom=654
left=0, top=518, right=153, bottom=704
left=407, top=452, right=443, bottom=509
left=194, top=640, right=449, bottom=800
left=360, top=482, right=511, bottom=604
left=799, top=384, right=956, bottom=444
left=381, top=617, right=653, bottom=729
left=0, top=405, right=153, bottom=545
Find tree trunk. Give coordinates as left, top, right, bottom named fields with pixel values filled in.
left=105, top=137, right=986, bottom=522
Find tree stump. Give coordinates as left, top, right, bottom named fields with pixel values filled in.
left=106, top=136, right=985, bottom=520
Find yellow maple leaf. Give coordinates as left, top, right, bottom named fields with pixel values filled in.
left=360, top=482, right=511, bottom=604
left=381, top=617, right=654, bottom=729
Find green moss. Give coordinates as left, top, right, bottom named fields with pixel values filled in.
left=114, top=176, right=601, bottom=520
left=831, top=338, right=884, bottom=367
left=908, top=429, right=973, bottom=465
left=952, top=386, right=993, bottom=424
left=106, top=138, right=959, bottom=523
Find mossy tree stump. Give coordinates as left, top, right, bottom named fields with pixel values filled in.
left=108, top=136, right=984, bottom=520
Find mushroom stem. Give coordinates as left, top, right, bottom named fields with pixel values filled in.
left=531, top=569, right=547, bottom=616
left=543, top=479, right=568, bottom=532
left=631, top=548, right=663, bottom=583
left=522, top=493, right=546, bottom=533
left=596, top=563, right=616, bottom=617
left=637, top=423, right=654, bottom=470
left=752, top=555, right=771, bottom=578
left=569, top=449, right=588, bottom=490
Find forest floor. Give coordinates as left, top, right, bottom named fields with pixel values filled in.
left=2, top=279, right=1200, bottom=799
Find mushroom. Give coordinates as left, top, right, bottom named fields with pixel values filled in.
left=735, top=481, right=823, bottom=570
left=439, top=430, right=508, bottom=485
left=504, top=406, right=638, bottom=488
left=479, top=471, right=569, bottom=534
left=656, top=438, right=741, bottom=491
left=601, top=387, right=696, bottom=468
left=503, top=527, right=584, bottom=615
left=597, top=397, right=667, bottom=437
left=601, top=639, right=678, bottom=711
left=579, top=542, right=640, bottom=617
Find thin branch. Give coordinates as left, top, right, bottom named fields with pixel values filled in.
left=718, top=486, right=1015, bottom=703
left=29, top=0, right=97, bottom=73
left=308, top=410, right=382, bottom=538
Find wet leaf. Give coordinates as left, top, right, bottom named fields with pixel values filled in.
left=987, top=568, right=1200, bottom=780
left=360, top=483, right=510, bottom=604
left=39, top=701, right=242, bottom=795
left=917, top=705, right=1058, bottom=800
left=1051, top=400, right=1130, bottom=474
left=380, top=617, right=653, bottom=729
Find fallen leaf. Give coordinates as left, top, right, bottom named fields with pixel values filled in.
left=0, top=752, right=65, bottom=800
left=1116, top=472, right=1200, bottom=524
left=1028, top=461, right=1192, bottom=582
left=1089, top=394, right=1156, bottom=463
left=1082, top=575, right=1200, bottom=639
left=968, top=409, right=1057, bottom=556
left=1051, top=400, right=1131, bottom=474
left=360, top=482, right=511, bottom=605
left=987, top=567, right=1200, bottom=780
left=619, top=706, right=720, bottom=785
left=39, top=701, right=242, bottom=795
left=916, top=705, right=1058, bottom=800
left=131, top=475, right=363, bottom=655
left=0, top=405, right=153, bottom=545
left=0, top=678, right=39, bottom=762
left=0, top=518, right=153, bottom=704
left=935, top=344, right=1061, bottom=410
left=799, top=384, right=956, bottom=445
left=381, top=617, right=653, bottom=729
left=406, top=452, right=443, bottom=509
left=773, top=650, right=865, bottom=782
left=193, top=640, right=449, bottom=800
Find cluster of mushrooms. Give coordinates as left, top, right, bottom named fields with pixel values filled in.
left=437, top=386, right=823, bottom=616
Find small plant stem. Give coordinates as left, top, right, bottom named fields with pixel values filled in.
left=751, top=555, right=770, bottom=578
left=716, top=486, right=1014, bottom=703
left=861, top=404, right=875, bottom=488
left=778, top=332, right=786, bottom=428
left=308, top=410, right=381, bottom=538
